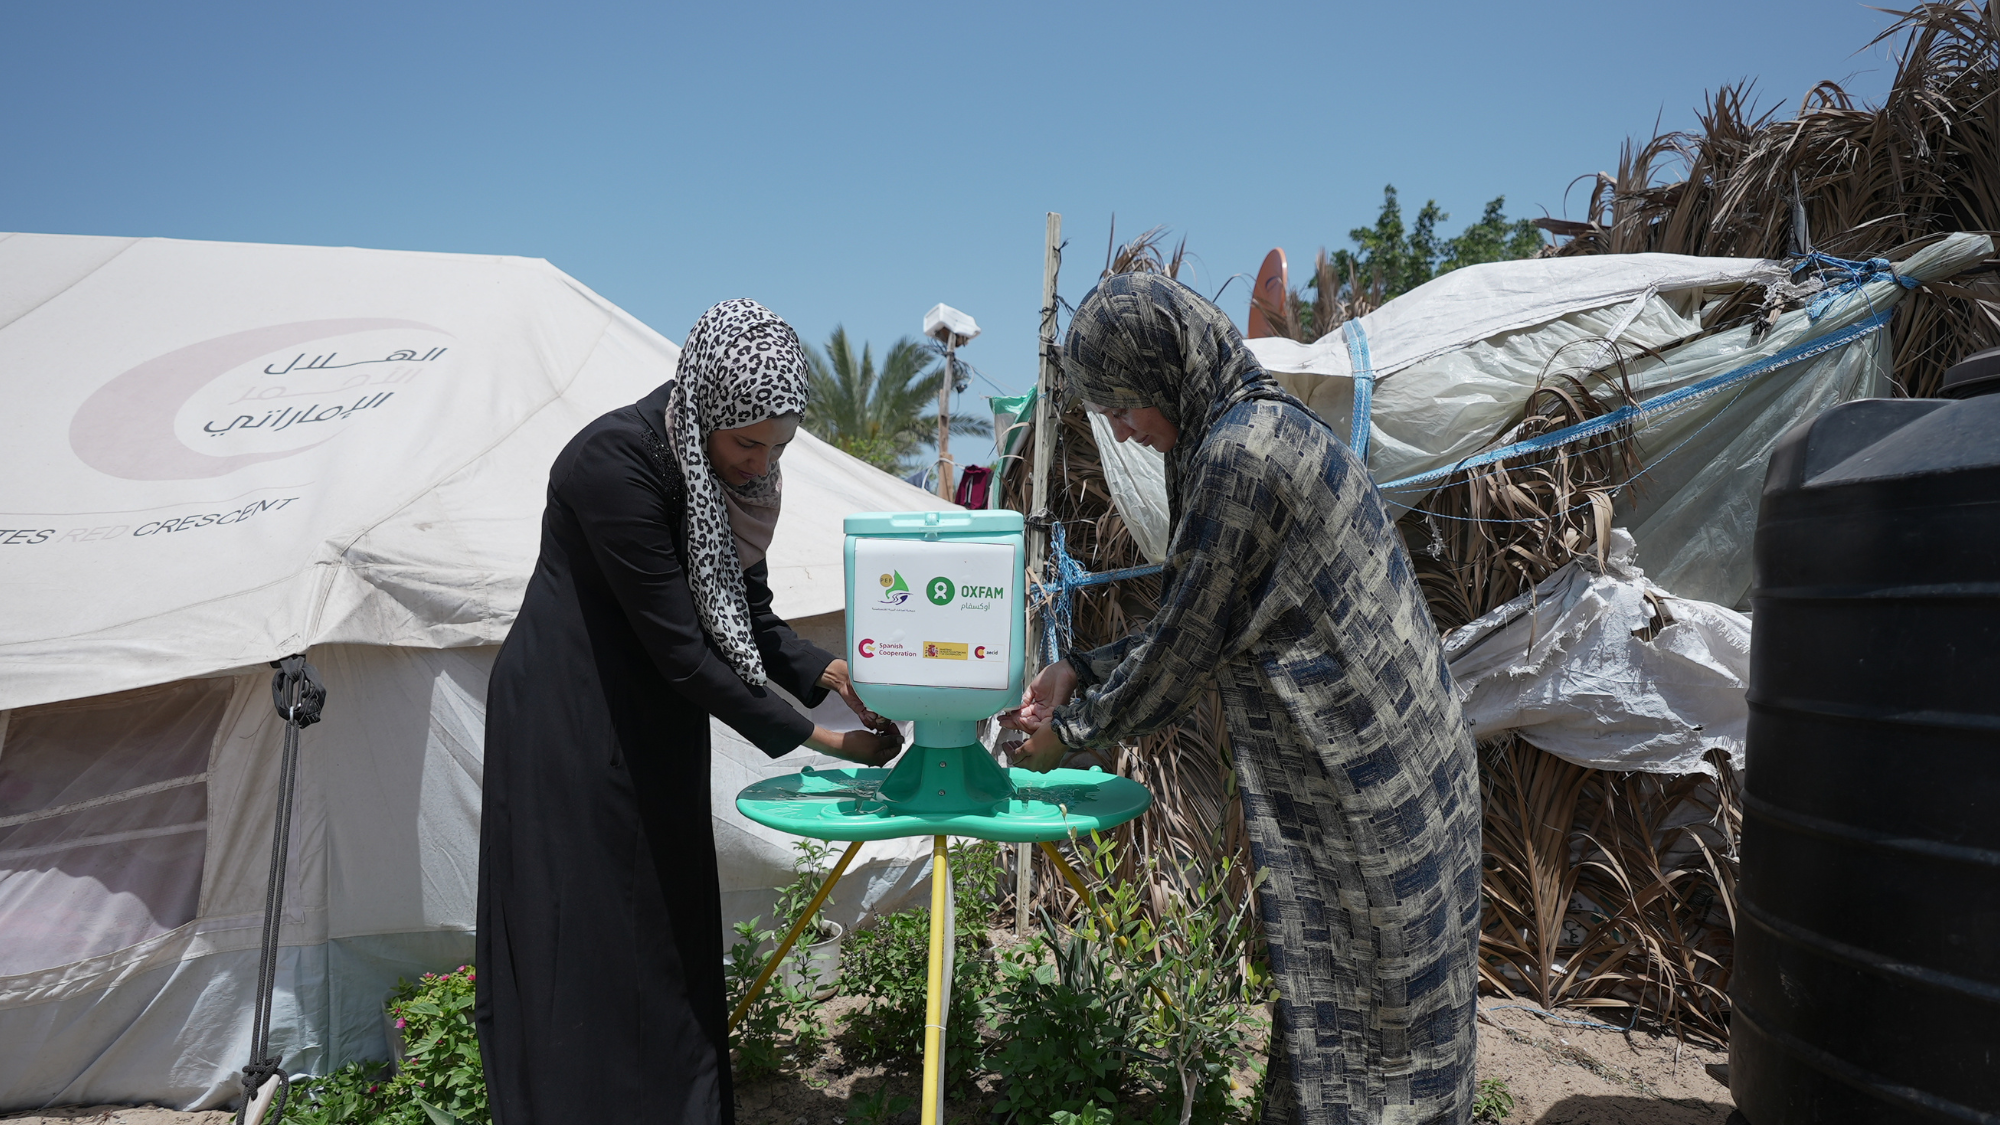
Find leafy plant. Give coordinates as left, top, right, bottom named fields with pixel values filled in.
left=727, top=839, right=840, bottom=1080
left=837, top=839, right=1002, bottom=1089
left=1045, top=1103, right=1115, bottom=1125
left=1473, top=1076, right=1516, bottom=1122
left=287, top=966, right=489, bottom=1125
left=987, top=913, right=1150, bottom=1121
left=987, top=834, right=1269, bottom=1125
left=1130, top=847, right=1270, bottom=1125
left=847, top=1083, right=915, bottom=1125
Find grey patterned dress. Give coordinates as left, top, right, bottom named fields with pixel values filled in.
left=1049, top=274, right=1481, bottom=1125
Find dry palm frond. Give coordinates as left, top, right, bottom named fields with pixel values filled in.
left=1479, top=739, right=1740, bottom=1045
left=1401, top=343, right=1643, bottom=632
left=1545, top=1, right=2000, bottom=395
left=1104, top=224, right=1191, bottom=282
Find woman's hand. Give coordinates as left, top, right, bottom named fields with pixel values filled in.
left=1008, top=723, right=1067, bottom=773
left=809, top=724, right=904, bottom=767
left=998, top=660, right=1080, bottom=734
left=819, top=659, right=894, bottom=734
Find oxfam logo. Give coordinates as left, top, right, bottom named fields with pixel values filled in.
left=925, top=576, right=956, bottom=606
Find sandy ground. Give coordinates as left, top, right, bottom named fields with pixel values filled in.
left=5, top=1001, right=1738, bottom=1125
left=1473, top=1004, right=1736, bottom=1124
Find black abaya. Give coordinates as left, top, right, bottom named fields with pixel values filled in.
left=476, top=381, right=834, bottom=1125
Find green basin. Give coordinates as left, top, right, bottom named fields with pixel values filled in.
left=735, top=765, right=1153, bottom=843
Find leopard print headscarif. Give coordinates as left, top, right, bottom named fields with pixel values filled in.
left=668, top=299, right=811, bottom=685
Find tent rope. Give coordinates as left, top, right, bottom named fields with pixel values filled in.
left=235, top=655, right=326, bottom=1125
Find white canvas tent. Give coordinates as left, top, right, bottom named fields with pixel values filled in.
left=0, top=232, right=947, bottom=1111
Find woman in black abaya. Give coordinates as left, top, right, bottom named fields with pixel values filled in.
left=476, top=299, right=900, bottom=1125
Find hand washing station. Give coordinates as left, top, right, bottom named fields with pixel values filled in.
left=732, top=510, right=1151, bottom=1123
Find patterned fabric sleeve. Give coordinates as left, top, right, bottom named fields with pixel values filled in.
left=1066, top=635, right=1139, bottom=688
left=1050, top=418, right=1289, bottom=751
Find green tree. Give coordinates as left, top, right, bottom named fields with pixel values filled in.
left=802, top=326, right=990, bottom=473
left=1322, top=185, right=1546, bottom=306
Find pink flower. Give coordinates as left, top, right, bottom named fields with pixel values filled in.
left=395, top=1018, right=406, bottom=1029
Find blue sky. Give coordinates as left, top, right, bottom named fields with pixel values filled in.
left=3, top=1, right=1907, bottom=455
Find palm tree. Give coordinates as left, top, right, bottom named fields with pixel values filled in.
left=802, top=326, right=990, bottom=472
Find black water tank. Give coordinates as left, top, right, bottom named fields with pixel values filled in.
left=1735, top=388, right=2000, bottom=1123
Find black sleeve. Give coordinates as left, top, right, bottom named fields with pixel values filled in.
left=556, top=432, right=815, bottom=757
left=742, top=560, right=836, bottom=708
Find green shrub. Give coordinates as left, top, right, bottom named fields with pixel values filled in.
left=287, top=965, right=488, bottom=1125
left=838, top=839, right=1000, bottom=1090
left=726, top=839, right=839, bottom=1080
left=987, top=917, right=1148, bottom=1120
left=986, top=834, right=1269, bottom=1125
left=1473, top=1076, right=1515, bottom=1121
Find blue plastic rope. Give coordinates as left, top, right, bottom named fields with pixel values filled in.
left=1375, top=307, right=1895, bottom=493
left=1029, top=522, right=1165, bottom=662
left=1795, top=251, right=1917, bottom=321
left=1344, top=319, right=1375, bottom=459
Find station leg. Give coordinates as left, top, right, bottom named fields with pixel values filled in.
left=728, top=838, right=864, bottom=1033
left=920, top=835, right=949, bottom=1125
left=1037, top=839, right=1095, bottom=907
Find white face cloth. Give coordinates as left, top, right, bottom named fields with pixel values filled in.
left=665, top=299, right=811, bottom=685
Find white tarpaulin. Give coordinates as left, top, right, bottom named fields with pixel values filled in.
left=1082, top=234, right=1990, bottom=777
left=1242, top=233, right=1992, bottom=608
left=1440, top=530, right=1751, bottom=776
left=0, top=231, right=952, bottom=1110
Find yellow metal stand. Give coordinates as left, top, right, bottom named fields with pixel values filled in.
left=729, top=837, right=1118, bottom=1125
left=728, top=836, right=955, bottom=1125
left=919, top=836, right=949, bottom=1125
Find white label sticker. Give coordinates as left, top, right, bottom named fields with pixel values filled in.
left=851, top=538, right=1014, bottom=689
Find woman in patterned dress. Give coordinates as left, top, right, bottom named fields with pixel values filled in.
left=1001, top=273, right=1481, bottom=1125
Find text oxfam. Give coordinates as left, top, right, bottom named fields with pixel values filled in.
left=959, top=585, right=1006, bottom=599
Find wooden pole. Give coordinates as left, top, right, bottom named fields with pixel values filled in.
left=1017, top=211, right=1062, bottom=936
left=936, top=342, right=956, bottom=501
left=1026, top=212, right=1062, bottom=652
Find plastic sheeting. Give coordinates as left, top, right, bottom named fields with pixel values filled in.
left=1441, top=530, right=1750, bottom=776
left=1237, top=233, right=1992, bottom=608
left=1088, top=412, right=1170, bottom=564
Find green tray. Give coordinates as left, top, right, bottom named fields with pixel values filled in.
left=736, top=765, right=1153, bottom=843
